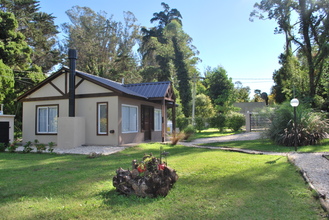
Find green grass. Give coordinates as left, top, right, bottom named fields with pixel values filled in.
left=0, top=144, right=326, bottom=219
left=190, top=128, right=241, bottom=140
left=201, top=138, right=329, bottom=153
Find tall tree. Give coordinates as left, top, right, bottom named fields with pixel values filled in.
left=0, top=0, right=62, bottom=72
left=251, top=0, right=329, bottom=105
left=150, top=2, right=182, bottom=29
left=234, top=81, right=250, bottom=102
left=203, top=66, right=234, bottom=113
left=0, top=11, right=45, bottom=133
left=140, top=2, right=183, bottom=82
left=140, top=3, right=199, bottom=117
left=63, top=6, right=141, bottom=83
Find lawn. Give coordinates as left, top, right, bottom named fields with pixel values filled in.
left=0, top=143, right=326, bottom=219
left=190, top=128, right=241, bottom=140
left=200, top=137, right=329, bottom=153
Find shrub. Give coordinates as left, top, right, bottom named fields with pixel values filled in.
left=0, top=143, right=7, bottom=152
left=177, top=117, right=189, bottom=131
left=183, top=124, right=196, bottom=140
left=226, top=112, right=245, bottom=132
left=7, top=142, right=18, bottom=153
left=34, top=139, right=46, bottom=153
left=48, top=142, right=55, bottom=153
left=23, top=141, right=33, bottom=153
left=264, top=102, right=329, bottom=146
left=210, top=113, right=226, bottom=132
left=194, top=117, right=207, bottom=132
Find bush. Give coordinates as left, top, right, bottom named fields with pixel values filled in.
left=177, top=117, right=189, bottom=131
left=48, top=142, right=55, bottom=153
left=265, top=102, right=329, bottom=146
left=23, top=141, right=33, bottom=153
left=183, top=124, right=196, bottom=140
left=7, top=142, right=18, bottom=153
left=210, top=113, right=226, bottom=132
left=194, top=117, right=207, bottom=132
left=34, top=139, right=46, bottom=153
left=0, top=143, right=7, bottom=152
left=226, top=112, right=245, bottom=132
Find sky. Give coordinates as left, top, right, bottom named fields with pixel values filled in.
left=38, top=0, right=286, bottom=96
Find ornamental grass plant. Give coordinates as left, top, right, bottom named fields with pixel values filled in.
left=263, top=102, right=329, bottom=146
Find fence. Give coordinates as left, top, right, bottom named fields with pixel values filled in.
left=246, top=112, right=270, bottom=132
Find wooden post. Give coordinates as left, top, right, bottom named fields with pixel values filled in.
left=172, top=101, right=176, bottom=133
left=162, top=99, right=166, bottom=142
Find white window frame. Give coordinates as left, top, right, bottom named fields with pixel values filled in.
left=36, top=105, right=58, bottom=134
left=122, top=104, right=138, bottom=133
left=154, top=109, right=162, bottom=131
left=97, top=102, right=108, bottom=135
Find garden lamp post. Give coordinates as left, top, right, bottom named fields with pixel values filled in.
left=290, top=98, right=299, bottom=151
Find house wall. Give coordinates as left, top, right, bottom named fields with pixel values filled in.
left=22, top=100, right=68, bottom=144
left=22, top=97, right=120, bottom=146
left=118, top=97, right=163, bottom=145
left=21, top=71, right=168, bottom=147
left=75, top=96, right=119, bottom=146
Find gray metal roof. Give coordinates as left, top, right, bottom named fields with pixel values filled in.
left=123, top=81, right=171, bottom=99
left=18, top=66, right=172, bottom=101
left=74, top=68, right=148, bottom=99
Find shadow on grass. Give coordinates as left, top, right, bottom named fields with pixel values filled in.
left=162, top=157, right=324, bottom=219
left=98, top=188, right=166, bottom=207
left=265, top=156, right=285, bottom=164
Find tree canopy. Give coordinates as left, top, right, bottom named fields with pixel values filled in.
left=251, top=0, right=329, bottom=107
left=0, top=0, right=62, bottom=72
left=62, top=6, right=141, bottom=84
left=203, top=66, right=235, bottom=113
left=0, top=10, right=45, bottom=132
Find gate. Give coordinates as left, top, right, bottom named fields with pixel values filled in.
left=246, top=112, right=270, bottom=132
left=250, top=113, right=270, bottom=131
left=0, top=121, right=10, bottom=144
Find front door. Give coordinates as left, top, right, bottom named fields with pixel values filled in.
left=0, top=122, right=10, bottom=144
left=141, top=106, right=153, bottom=141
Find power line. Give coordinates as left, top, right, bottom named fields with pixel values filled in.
left=233, top=78, right=272, bottom=80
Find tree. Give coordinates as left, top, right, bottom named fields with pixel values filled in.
left=0, top=11, right=31, bottom=69
left=251, top=0, right=329, bottom=105
left=0, top=11, right=45, bottom=133
left=165, top=21, right=196, bottom=117
left=63, top=6, right=141, bottom=83
left=194, top=94, right=215, bottom=118
left=150, top=2, right=182, bottom=29
left=234, top=81, right=250, bottom=102
left=140, top=3, right=199, bottom=117
left=272, top=51, right=309, bottom=103
left=0, top=0, right=62, bottom=72
left=203, top=66, right=234, bottom=113
left=140, top=2, right=183, bottom=82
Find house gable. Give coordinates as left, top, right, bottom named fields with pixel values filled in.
left=28, top=81, right=65, bottom=98
left=75, top=76, right=114, bottom=95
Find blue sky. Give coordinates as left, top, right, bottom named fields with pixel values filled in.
left=38, top=0, right=285, bottom=95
